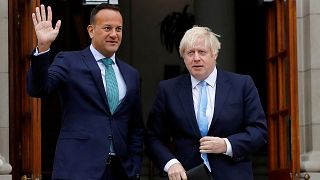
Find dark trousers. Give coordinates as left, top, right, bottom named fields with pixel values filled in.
left=102, top=156, right=128, bottom=180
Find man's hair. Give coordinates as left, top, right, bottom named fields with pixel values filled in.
left=179, top=26, right=221, bottom=57
left=90, top=3, right=121, bottom=24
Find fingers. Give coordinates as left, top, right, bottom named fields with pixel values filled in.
left=40, top=4, right=46, bottom=21
left=55, top=20, right=62, bottom=31
left=33, top=4, right=52, bottom=23
left=199, top=136, right=227, bottom=153
left=199, top=136, right=215, bottom=153
left=47, top=6, right=52, bottom=22
left=199, top=140, right=211, bottom=152
left=181, top=172, right=187, bottom=180
left=31, top=13, right=37, bottom=26
left=35, top=6, right=41, bottom=23
left=168, top=163, right=187, bottom=180
left=168, top=171, right=187, bottom=180
left=199, top=136, right=211, bottom=142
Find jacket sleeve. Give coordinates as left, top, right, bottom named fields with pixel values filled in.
left=227, top=76, right=267, bottom=161
left=27, top=51, right=68, bottom=97
left=145, top=82, right=176, bottom=171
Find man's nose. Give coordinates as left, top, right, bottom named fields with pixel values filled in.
left=109, top=29, right=117, bottom=37
left=193, top=52, right=200, bottom=60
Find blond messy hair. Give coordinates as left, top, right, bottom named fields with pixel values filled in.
left=179, top=26, right=221, bottom=57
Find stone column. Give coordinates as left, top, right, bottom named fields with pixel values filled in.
left=297, top=0, right=320, bottom=179
left=0, top=0, right=12, bottom=179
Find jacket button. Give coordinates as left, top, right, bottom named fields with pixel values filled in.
left=108, top=135, right=113, bottom=140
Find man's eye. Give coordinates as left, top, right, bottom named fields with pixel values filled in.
left=102, top=26, right=112, bottom=31
left=116, top=27, right=122, bottom=32
left=199, top=51, right=206, bottom=55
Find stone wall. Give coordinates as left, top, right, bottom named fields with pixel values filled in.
left=297, top=0, right=320, bottom=178
left=0, top=0, right=12, bottom=179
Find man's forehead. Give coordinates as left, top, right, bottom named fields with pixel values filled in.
left=185, top=43, right=209, bottom=51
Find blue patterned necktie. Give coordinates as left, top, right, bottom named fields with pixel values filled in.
left=101, top=58, right=119, bottom=155
left=197, top=81, right=211, bottom=172
left=101, top=58, right=119, bottom=114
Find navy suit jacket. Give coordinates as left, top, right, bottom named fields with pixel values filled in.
left=27, top=47, right=144, bottom=180
left=145, top=68, right=267, bottom=180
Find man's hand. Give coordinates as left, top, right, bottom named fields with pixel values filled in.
left=32, top=4, right=61, bottom=52
left=199, top=136, right=227, bottom=154
left=167, top=163, right=187, bottom=180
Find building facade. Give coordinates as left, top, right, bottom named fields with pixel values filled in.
left=0, top=0, right=319, bottom=179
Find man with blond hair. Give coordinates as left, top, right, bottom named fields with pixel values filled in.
left=145, top=26, right=267, bottom=180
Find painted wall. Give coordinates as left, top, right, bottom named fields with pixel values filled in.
left=130, top=0, right=193, bottom=119
left=194, top=0, right=236, bottom=72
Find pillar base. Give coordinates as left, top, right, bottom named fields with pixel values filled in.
left=0, top=175, right=12, bottom=180
left=301, top=151, right=320, bottom=172
left=0, top=154, right=12, bottom=175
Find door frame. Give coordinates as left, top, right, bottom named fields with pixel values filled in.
left=265, top=0, right=300, bottom=179
left=9, top=0, right=41, bottom=179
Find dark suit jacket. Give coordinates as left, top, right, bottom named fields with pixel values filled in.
left=27, top=47, right=144, bottom=180
left=145, top=68, right=267, bottom=180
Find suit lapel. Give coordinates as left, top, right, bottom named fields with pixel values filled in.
left=80, top=47, right=110, bottom=112
left=209, top=69, right=231, bottom=129
left=177, top=75, right=202, bottom=137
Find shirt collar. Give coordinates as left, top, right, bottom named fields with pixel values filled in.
left=191, top=67, right=217, bottom=89
left=90, top=44, right=116, bottom=63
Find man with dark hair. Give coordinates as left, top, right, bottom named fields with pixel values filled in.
left=28, top=3, right=143, bottom=180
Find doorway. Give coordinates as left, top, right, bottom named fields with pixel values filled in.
left=9, top=0, right=299, bottom=179
left=39, top=0, right=268, bottom=179
left=39, top=0, right=93, bottom=179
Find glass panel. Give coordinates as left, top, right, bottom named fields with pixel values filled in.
left=270, top=59, right=279, bottom=113
left=284, top=56, right=289, bottom=108
left=285, top=114, right=291, bottom=166
left=283, top=1, right=287, bottom=50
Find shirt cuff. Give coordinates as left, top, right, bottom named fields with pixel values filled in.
left=164, top=159, right=180, bottom=172
left=223, top=138, right=233, bottom=157
left=34, top=47, right=50, bottom=56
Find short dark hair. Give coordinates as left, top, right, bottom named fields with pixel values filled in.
left=90, top=3, right=121, bottom=24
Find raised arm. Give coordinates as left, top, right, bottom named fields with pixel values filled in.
left=31, top=4, right=61, bottom=52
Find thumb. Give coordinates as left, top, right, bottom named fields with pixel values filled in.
left=54, top=20, right=61, bottom=31
left=181, top=171, right=187, bottom=180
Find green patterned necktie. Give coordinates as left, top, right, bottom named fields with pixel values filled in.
left=101, top=58, right=119, bottom=114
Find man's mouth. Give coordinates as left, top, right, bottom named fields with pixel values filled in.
left=193, top=65, right=203, bottom=68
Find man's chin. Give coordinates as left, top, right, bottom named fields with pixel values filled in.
left=106, top=47, right=119, bottom=53
left=191, top=72, right=207, bottom=80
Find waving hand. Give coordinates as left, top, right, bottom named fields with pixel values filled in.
left=32, top=4, right=61, bottom=52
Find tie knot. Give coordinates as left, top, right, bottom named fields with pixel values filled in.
left=101, top=58, right=113, bottom=66
left=199, top=81, right=207, bottom=87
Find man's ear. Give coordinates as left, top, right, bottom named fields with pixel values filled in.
left=87, top=25, right=94, bottom=38
left=212, top=51, right=218, bottom=60
left=214, top=53, right=218, bottom=60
